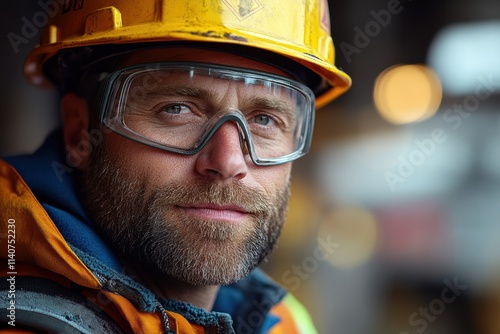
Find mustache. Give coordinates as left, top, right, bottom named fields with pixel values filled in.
left=84, top=142, right=289, bottom=218
left=147, top=179, right=272, bottom=215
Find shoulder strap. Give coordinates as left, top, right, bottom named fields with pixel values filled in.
left=0, top=276, right=124, bottom=333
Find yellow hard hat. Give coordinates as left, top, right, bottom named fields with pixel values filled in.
left=25, top=0, right=351, bottom=108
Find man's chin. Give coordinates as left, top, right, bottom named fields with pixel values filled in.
left=141, top=251, right=255, bottom=286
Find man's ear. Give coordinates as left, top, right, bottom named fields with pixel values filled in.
left=61, top=93, right=91, bottom=170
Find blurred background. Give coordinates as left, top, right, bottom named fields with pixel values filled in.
left=2, top=1, right=500, bottom=333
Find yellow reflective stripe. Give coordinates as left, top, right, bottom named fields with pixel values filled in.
left=281, top=293, right=319, bottom=334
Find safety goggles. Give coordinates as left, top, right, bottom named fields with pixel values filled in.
left=93, top=62, right=315, bottom=165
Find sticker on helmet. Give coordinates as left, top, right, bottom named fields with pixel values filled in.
left=222, top=0, right=264, bottom=21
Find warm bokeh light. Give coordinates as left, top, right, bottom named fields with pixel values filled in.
left=318, top=206, right=378, bottom=269
left=374, top=64, right=443, bottom=125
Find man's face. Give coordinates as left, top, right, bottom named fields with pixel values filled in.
left=79, top=49, right=293, bottom=286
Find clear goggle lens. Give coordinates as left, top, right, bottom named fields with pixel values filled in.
left=95, top=63, right=315, bottom=165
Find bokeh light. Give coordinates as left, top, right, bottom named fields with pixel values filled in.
left=374, top=64, right=443, bottom=125
left=318, top=206, right=378, bottom=269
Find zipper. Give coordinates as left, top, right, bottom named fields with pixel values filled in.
left=157, top=302, right=174, bottom=334
left=94, top=272, right=172, bottom=333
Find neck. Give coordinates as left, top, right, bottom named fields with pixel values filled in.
left=125, top=262, right=219, bottom=311
left=152, top=278, right=220, bottom=311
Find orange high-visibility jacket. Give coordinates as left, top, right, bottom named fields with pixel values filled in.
left=0, top=130, right=317, bottom=333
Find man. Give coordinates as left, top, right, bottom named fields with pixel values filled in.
left=1, top=1, right=350, bottom=333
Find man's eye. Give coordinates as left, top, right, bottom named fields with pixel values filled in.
left=162, top=104, right=190, bottom=115
left=253, top=114, right=273, bottom=126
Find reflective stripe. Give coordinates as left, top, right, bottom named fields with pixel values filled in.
left=269, top=293, right=318, bottom=334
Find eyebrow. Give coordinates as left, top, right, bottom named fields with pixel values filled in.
left=147, top=85, right=218, bottom=101
left=145, top=85, right=295, bottom=114
left=247, top=96, right=295, bottom=114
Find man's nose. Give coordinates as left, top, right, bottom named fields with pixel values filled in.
left=194, top=121, right=249, bottom=181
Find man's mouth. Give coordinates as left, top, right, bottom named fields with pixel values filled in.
left=176, top=203, right=250, bottom=223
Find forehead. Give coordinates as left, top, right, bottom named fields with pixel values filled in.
left=125, top=65, right=298, bottom=111
left=118, top=47, right=292, bottom=79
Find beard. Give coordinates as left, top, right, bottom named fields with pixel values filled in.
left=79, top=140, right=290, bottom=286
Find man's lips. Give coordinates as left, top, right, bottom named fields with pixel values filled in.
left=176, top=203, right=250, bottom=222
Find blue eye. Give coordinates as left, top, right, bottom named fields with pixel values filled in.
left=253, top=114, right=272, bottom=125
left=162, top=104, right=190, bottom=114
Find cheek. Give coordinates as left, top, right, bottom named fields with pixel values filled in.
left=250, top=163, right=292, bottom=194
left=129, top=153, right=195, bottom=187
left=104, top=131, right=292, bottom=191
left=104, top=133, right=195, bottom=183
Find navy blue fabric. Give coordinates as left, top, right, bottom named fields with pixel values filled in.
left=213, top=270, right=283, bottom=333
